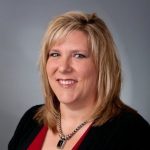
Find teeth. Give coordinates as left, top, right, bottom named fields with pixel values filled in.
left=59, top=79, right=76, bottom=85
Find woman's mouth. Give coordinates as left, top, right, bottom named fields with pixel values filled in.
left=57, top=79, right=77, bottom=88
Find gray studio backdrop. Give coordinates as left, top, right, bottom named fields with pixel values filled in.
left=0, top=0, right=150, bottom=149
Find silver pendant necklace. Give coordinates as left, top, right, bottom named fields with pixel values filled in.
left=56, top=115, right=88, bottom=149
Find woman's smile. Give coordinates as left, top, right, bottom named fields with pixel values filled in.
left=57, top=79, right=78, bottom=88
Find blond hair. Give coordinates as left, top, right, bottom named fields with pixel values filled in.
left=36, top=11, right=131, bottom=132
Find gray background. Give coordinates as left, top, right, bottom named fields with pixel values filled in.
left=0, top=0, right=150, bottom=149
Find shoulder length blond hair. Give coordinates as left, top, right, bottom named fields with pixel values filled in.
left=36, top=11, right=133, bottom=132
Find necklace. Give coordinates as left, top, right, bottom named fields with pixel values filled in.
left=57, top=115, right=88, bottom=149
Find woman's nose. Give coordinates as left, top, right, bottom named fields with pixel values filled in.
left=58, top=57, right=73, bottom=73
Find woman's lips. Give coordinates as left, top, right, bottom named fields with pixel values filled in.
left=57, top=79, right=77, bottom=88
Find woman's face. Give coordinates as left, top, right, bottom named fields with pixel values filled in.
left=46, top=30, right=97, bottom=107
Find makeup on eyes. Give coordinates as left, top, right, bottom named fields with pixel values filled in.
left=48, top=49, right=90, bottom=58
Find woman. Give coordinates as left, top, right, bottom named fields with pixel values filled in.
left=9, top=11, right=149, bottom=150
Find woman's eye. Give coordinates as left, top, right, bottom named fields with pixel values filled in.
left=74, top=53, right=86, bottom=58
left=49, top=52, right=60, bottom=57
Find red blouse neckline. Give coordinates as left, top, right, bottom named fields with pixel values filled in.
left=28, top=124, right=91, bottom=150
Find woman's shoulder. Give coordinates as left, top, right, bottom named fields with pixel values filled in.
left=105, top=110, right=150, bottom=148
left=14, top=104, right=43, bottom=131
left=97, top=109, right=149, bottom=132
left=15, top=104, right=43, bottom=127
left=116, top=109, right=149, bottom=129
left=21, top=104, right=43, bottom=119
left=8, top=104, right=44, bottom=150
left=80, top=110, right=149, bottom=149
left=100, top=109, right=150, bottom=134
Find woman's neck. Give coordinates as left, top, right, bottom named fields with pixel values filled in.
left=58, top=104, right=94, bottom=135
left=59, top=100, right=95, bottom=125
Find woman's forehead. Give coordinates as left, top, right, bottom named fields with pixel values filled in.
left=48, top=30, right=88, bottom=48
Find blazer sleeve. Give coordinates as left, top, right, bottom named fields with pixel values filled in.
left=8, top=105, right=42, bottom=150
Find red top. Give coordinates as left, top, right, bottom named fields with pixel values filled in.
left=28, top=125, right=91, bottom=150
left=28, top=126, right=48, bottom=150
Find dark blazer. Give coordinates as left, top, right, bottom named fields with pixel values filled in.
left=8, top=105, right=150, bottom=150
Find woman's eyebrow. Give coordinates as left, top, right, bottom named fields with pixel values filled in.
left=71, top=49, right=89, bottom=53
left=49, top=49, right=60, bottom=52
